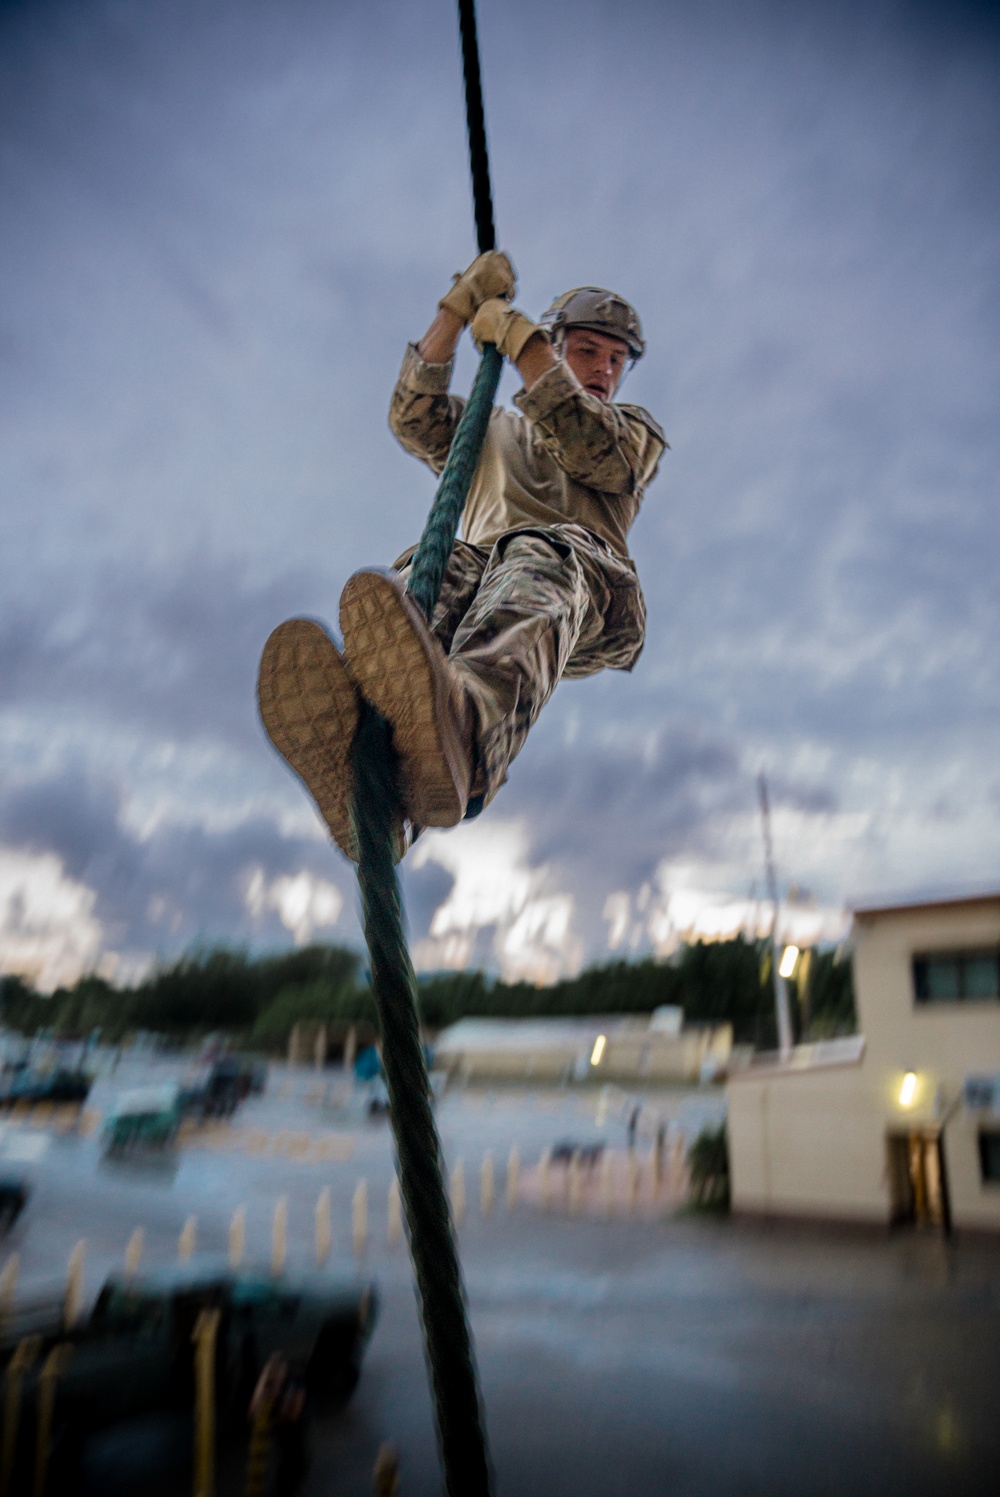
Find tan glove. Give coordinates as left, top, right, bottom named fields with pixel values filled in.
left=438, top=251, right=516, bottom=325
left=470, top=298, right=549, bottom=362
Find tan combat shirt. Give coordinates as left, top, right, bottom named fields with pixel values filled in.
left=389, top=344, right=666, bottom=561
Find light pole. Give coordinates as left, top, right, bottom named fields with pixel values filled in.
left=758, top=772, right=794, bottom=1057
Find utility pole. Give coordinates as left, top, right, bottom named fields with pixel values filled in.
left=758, top=772, right=793, bottom=1057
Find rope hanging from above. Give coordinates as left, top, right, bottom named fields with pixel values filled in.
left=405, top=345, right=502, bottom=622
left=408, top=0, right=502, bottom=624
left=347, top=3, right=501, bottom=1494
left=456, top=0, right=496, bottom=255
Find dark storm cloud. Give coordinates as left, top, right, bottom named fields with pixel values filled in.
left=0, top=553, right=332, bottom=750
left=503, top=727, right=743, bottom=891
left=0, top=0, right=997, bottom=972
left=398, top=859, right=456, bottom=944
left=0, top=763, right=359, bottom=961
left=0, top=770, right=122, bottom=886
left=493, top=719, right=842, bottom=934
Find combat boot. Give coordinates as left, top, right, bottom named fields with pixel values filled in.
left=257, top=617, right=408, bottom=863
left=339, top=569, right=474, bottom=829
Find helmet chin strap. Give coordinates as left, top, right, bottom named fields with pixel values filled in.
left=615, top=359, right=636, bottom=396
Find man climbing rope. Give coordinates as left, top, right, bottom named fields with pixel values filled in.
left=258, top=251, right=666, bottom=858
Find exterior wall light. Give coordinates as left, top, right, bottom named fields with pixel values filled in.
left=590, top=1034, right=606, bottom=1067
left=898, top=1071, right=919, bottom=1108
left=778, top=944, right=800, bottom=979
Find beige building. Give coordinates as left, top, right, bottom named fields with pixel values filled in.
left=433, top=1011, right=733, bottom=1086
left=727, top=893, right=1000, bottom=1234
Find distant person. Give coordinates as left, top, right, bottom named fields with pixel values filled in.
left=627, top=1105, right=640, bottom=1150
left=259, top=254, right=666, bottom=859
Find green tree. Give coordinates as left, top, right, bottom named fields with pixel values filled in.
left=251, top=977, right=374, bottom=1051
left=129, top=943, right=364, bottom=1037
left=0, top=937, right=856, bottom=1049
left=687, top=1124, right=730, bottom=1210
left=415, top=970, right=492, bottom=1029
left=804, top=947, right=856, bottom=1036
left=672, top=937, right=776, bottom=1046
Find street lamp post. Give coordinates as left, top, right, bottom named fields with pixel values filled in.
left=758, top=772, right=794, bottom=1058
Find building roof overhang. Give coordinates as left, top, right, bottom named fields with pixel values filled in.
left=851, top=891, right=1000, bottom=921
left=727, top=1034, right=866, bottom=1081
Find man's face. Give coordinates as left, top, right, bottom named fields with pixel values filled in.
left=562, top=327, right=631, bottom=401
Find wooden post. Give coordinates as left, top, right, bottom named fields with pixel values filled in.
left=63, top=1241, right=85, bottom=1329
left=506, top=1145, right=520, bottom=1209
left=451, top=1160, right=466, bottom=1225
left=243, top=1399, right=274, bottom=1497
left=373, top=1441, right=400, bottom=1497
left=271, top=1197, right=288, bottom=1275
left=191, top=1308, right=220, bottom=1497
left=124, top=1227, right=144, bottom=1282
left=352, top=1179, right=367, bottom=1259
left=34, top=1344, right=73, bottom=1497
left=480, top=1152, right=495, bottom=1218
left=1, top=1336, right=41, bottom=1497
left=601, top=1149, right=614, bottom=1219
left=387, top=1178, right=402, bottom=1246
left=568, top=1149, right=582, bottom=1216
left=0, top=1258, right=17, bottom=1337
left=670, top=1131, right=686, bottom=1196
left=538, top=1149, right=552, bottom=1212
left=178, top=1215, right=197, bottom=1263
left=627, top=1149, right=640, bottom=1212
left=315, top=1188, right=331, bottom=1267
left=229, top=1206, right=246, bottom=1270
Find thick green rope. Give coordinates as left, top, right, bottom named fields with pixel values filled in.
left=349, top=346, right=500, bottom=1497
left=347, top=0, right=501, bottom=1488
left=406, top=344, right=502, bottom=620
left=349, top=349, right=500, bottom=1497
left=351, top=706, right=490, bottom=1497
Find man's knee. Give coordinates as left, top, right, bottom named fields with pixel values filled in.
left=486, top=533, right=583, bottom=606
left=494, top=531, right=572, bottom=566
left=466, top=534, right=584, bottom=638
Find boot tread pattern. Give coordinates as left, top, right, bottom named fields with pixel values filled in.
left=340, top=574, right=465, bottom=827
left=257, top=618, right=360, bottom=860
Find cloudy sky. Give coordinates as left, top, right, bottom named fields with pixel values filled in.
left=1, top=0, right=998, bottom=987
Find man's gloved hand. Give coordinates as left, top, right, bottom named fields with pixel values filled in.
left=438, top=251, right=516, bottom=325
left=470, top=298, right=549, bottom=362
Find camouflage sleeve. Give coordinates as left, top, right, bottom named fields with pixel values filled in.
left=388, top=343, right=467, bottom=477
left=513, top=360, right=667, bottom=495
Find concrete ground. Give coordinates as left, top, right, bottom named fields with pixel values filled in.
left=4, top=1061, right=999, bottom=1496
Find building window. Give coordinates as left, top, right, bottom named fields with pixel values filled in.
left=977, top=1132, right=1000, bottom=1184
left=913, top=950, right=1000, bottom=1004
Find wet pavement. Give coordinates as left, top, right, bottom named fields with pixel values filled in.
left=5, top=1059, right=1000, bottom=1496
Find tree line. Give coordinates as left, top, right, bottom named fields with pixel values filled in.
left=0, top=936, right=855, bottom=1053
left=414, top=938, right=854, bottom=1044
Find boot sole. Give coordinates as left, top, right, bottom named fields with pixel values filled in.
left=257, top=618, right=361, bottom=861
left=339, top=570, right=468, bottom=828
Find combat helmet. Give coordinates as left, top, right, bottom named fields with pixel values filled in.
left=540, top=287, right=645, bottom=359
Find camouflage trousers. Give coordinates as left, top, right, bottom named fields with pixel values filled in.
left=396, top=523, right=646, bottom=810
